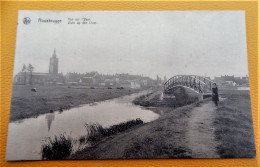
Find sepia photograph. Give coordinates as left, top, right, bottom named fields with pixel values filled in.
left=6, top=11, right=256, bottom=161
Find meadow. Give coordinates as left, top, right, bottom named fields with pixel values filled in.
left=9, top=85, right=139, bottom=122
left=213, top=89, right=256, bottom=158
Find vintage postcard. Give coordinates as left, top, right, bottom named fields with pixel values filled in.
left=6, top=11, right=255, bottom=161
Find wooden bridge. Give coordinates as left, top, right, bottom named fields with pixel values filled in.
left=164, top=75, right=214, bottom=95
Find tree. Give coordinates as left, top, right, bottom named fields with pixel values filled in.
left=21, top=64, right=27, bottom=85
left=156, top=75, right=162, bottom=84
left=27, top=64, right=34, bottom=85
left=164, top=76, right=167, bottom=83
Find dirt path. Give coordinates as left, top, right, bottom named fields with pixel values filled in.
left=187, top=100, right=220, bottom=158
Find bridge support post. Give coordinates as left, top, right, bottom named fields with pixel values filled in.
left=198, top=94, right=203, bottom=101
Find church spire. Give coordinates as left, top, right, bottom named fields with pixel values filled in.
left=53, top=49, right=57, bottom=58
left=49, top=49, right=59, bottom=74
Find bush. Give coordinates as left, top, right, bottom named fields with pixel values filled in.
left=79, top=135, right=86, bottom=144
left=84, top=124, right=107, bottom=142
left=85, top=119, right=144, bottom=142
left=41, top=134, right=73, bottom=160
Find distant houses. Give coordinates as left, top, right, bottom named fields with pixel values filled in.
left=13, top=49, right=164, bottom=88
left=65, top=72, right=156, bottom=88
left=130, top=81, right=141, bottom=89
left=214, top=75, right=249, bottom=88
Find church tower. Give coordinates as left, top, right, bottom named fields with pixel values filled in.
left=49, top=49, right=59, bottom=74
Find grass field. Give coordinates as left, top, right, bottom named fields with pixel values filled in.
left=9, top=85, right=139, bottom=122
left=213, top=89, right=256, bottom=158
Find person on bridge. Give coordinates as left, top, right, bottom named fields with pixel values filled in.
left=212, top=83, right=219, bottom=106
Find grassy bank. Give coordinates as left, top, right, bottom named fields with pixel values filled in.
left=70, top=87, right=200, bottom=159
left=213, top=90, right=256, bottom=158
left=133, top=87, right=199, bottom=108
left=10, top=85, right=140, bottom=122
left=41, top=134, right=73, bottom=160
left=84, top=119, right=144, bottom=143
left=41, top=119, right=144, bottom=160
left=71, top=101, right=197, bottom=159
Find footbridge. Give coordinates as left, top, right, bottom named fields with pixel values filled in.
left=164, top=75, right=214, bottom=98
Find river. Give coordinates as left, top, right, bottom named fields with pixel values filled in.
left=5, top=91, right=159, bottom=161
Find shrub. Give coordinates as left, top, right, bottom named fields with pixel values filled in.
left=79, top=135, right=86, bottom=144
left=84, top=124, right=107, bottom=142
left=85, top=119, right=144, bottom=142
left=41, top=134, right=73, bottom=160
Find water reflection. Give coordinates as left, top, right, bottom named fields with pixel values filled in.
left=89, top=102, right=98, bottom=106
left=45, top=114, right=55, bottom=132
left=6, top=91, right=159, bottom=161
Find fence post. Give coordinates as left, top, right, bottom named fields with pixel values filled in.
left=199, top=81, right=201, bottom=92
left=190, top=76, right=192, bottom=87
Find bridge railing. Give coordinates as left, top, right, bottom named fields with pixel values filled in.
left=164, top=75, right=214, bottom=94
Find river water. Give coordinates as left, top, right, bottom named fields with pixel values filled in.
left=6, top=91, right=159, bottom=161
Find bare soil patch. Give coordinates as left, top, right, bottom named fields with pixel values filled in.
left=187, top=99, right=220, bottom=158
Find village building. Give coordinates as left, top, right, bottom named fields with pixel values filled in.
left=14, top=49, right=64, bottom=85
left=79, top=77, right=95, bottom=85
left=214, top=75, right=249, bottom=88
left=130, top=81, right=141, bottom=89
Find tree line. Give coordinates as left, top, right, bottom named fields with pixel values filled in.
left=21, top=64, right=35, bottom=85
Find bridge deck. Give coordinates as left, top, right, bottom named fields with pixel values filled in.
left=164, top=75, right=214, bottom=95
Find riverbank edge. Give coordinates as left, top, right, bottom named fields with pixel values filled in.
left=9, top=87, right=143, bottom=122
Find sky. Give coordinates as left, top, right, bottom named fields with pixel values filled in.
left=14, top=11, right=248, bottom=79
